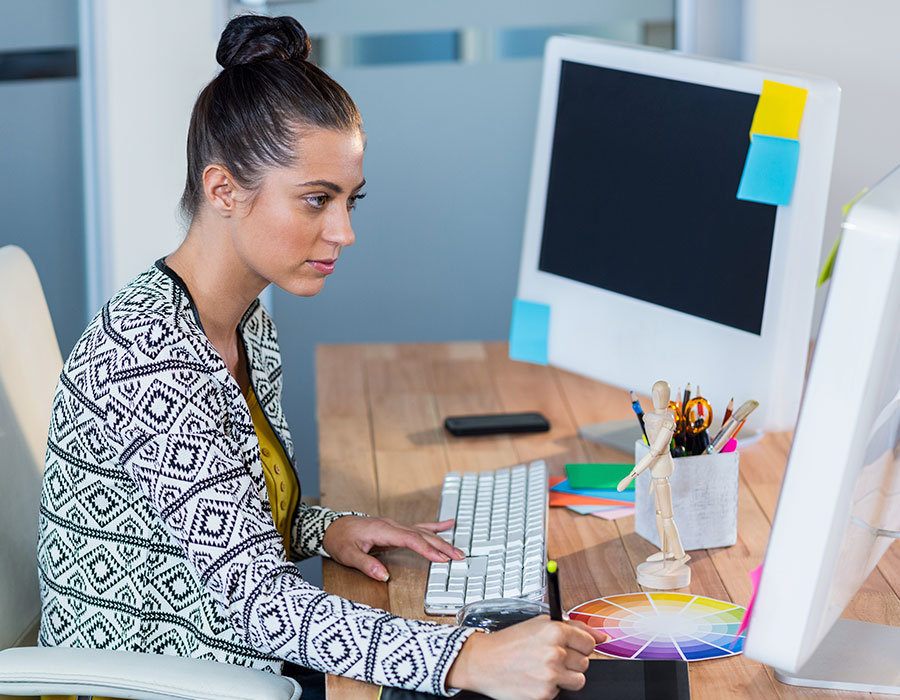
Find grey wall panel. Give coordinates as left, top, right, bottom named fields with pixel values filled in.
left=272, top=59, right=543, bottom=498
left=0, top=77, right=85, bottom=356
left=0, top=0, right=78, bottom=51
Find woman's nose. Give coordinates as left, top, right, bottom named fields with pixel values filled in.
left=326, top=208, right=355, bottom=248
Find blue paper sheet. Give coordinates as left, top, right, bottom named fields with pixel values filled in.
left=551, top=478, right=636, bottom=504
left=736, top=134, right=800, bottom=206
left=509, top=298, right=550, bottom=365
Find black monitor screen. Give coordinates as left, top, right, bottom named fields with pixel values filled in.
left=538, top=60, right=777, bottom=335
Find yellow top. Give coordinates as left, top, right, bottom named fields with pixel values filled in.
left=246, top=383, right=299, bottom=555
left=41, top=386, right=299, bottom=700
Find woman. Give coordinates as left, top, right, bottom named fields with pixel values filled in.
left=36, top=14, right=604, bottom=699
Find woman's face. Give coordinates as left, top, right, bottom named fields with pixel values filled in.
left=229, top=127, right=366, bottom=297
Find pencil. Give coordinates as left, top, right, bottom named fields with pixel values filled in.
left=630, top=390, right=649, bottom=445
left=682, top=383, right=692, bottom=418
left=547, top=560, right=563, bottom=621
left=721, top=398, right=734, bottom=427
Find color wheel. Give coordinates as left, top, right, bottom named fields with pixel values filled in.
left=568, top=592, right=746, bottom=661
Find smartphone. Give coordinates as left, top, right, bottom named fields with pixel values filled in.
left=444, top=412, right=550, bottom=437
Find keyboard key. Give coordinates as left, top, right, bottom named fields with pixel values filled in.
left=426, top=590, right=464, bottom=606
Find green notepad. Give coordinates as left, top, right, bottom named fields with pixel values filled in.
left=566, top=463, right=635, bottom=491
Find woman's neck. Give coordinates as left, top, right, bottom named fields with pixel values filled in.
left=164, top=218, right=268, bottom=385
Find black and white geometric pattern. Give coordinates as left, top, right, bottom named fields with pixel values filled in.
left=37, top=261, right=475, bottom=695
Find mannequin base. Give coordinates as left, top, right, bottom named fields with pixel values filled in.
left=637, top=559, right=691, bottom=589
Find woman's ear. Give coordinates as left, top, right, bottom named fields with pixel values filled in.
left=202, top=164, right=238, bottom=217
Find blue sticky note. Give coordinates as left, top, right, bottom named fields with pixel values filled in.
left=736, top=134, right=800, bottom=206
left=551, top=478, right=636, bottom=503
left=509, top=298, right=550, bottom=365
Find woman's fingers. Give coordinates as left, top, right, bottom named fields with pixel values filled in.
left=565, top=619, right=607, bottom=650
left=338, top=546, right=390, bottom=582
left=417, top=530, right=464, bottom=560
left=564, top=648, right=590, bottom=673
left=556, top=668, right=588, bottom=692
left=399, top=530, right=457, bottom=562
left=413, top=518, right=455, bottom=533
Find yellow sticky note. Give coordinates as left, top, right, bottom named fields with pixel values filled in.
left=749, top=80, right=809, bottom=140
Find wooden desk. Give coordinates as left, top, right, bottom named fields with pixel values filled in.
left=316, top=341, right=900, bottom=699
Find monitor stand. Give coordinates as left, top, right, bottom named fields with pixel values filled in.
left=578, top=419, right=642, bottom=454
left=775, top=618, right=900, bottom=694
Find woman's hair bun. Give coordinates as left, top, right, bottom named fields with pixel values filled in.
left=216, top=15, right=311, bottom=69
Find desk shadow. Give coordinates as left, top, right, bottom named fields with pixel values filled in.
left=406, top=427, right=444, bottom=446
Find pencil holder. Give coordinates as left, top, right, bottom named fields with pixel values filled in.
left=633, top=441, right=739, bottom=551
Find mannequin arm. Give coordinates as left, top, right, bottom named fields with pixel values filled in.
left=617, top=418, right=674, bottom=491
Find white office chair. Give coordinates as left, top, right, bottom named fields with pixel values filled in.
left=0, top=246, right=301, bottom=700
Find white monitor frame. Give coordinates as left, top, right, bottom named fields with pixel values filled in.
left=744, top=166, right=900, bottom=693
left=516, top=37, right=840, bottom=431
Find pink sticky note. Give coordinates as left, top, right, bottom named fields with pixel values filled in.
left=734, top=564, right=764, bottom=644
left=721, top=438, right=738, bottom=453
left=591, top=506, right=635, bottom=520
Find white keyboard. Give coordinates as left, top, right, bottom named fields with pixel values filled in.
left=424, top=460, right=548, bottom=615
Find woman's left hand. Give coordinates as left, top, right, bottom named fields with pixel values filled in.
left=322, top=515, right=465, bottom=581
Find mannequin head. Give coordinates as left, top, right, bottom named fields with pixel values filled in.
left=651, top=380, right=671, bottom=411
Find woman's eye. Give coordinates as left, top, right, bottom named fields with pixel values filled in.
left=348, top=192, right=367, bottom=211
left=304, top=194, right=329, bottom=209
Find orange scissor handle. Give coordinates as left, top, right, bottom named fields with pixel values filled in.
left=668, top=400, right=685, bottom=433
left=684, top=397, right=713, bottom=434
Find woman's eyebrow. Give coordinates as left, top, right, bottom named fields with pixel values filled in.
left=295, top=178, right=367, bottom=193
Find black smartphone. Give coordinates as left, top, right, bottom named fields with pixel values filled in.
left=444, top=412, right=550, bottom=437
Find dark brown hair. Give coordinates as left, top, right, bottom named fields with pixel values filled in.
left=180, top=15, right=362, bottom=220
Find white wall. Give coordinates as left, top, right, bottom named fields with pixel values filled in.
left=742, top=0, right=900, bottom=326
left=82, top=0, right=226, bottom=307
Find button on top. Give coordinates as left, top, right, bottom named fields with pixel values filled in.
left=261, top=447, right=271, bottom=458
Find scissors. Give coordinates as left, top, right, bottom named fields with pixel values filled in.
left=683, top=397, right=713, bottom=435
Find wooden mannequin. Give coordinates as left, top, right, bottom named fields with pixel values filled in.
left=618, top=380, right=691, bottom=589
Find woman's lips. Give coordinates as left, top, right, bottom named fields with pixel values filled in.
left=307, top=259, right=336, bottom=274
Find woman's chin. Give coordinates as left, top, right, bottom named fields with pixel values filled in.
left=275, top=276, right=328, bottom=298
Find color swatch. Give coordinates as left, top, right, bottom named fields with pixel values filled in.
left=568, top=592, right=746, bottom=661
left=552, top=478, right=636, bottom=503
left=566, top=463, right=635, bottom=491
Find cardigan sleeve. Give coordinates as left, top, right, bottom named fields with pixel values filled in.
left=106, top=346, right=476, bottom=695
left=290, top=503, right=366, bottom=560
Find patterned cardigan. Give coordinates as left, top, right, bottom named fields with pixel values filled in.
left=36, top=260, right=475, bottom=694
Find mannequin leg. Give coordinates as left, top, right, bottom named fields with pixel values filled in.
left=653, top=483, right=666, bottom=555
left=656, top=479, right=687, bottom=561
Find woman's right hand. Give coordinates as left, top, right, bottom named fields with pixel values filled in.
left=445, top=615, right=608, bottom=700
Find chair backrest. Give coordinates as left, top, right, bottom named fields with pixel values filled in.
left=0, top=245, right=63, bottom=649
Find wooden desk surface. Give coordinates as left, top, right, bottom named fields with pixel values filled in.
left=316, top=341, right=900, bottom=699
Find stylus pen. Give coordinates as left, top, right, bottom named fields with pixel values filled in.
left=706, top=400, right=759, bottom=453
left=547, top=560, right=563, bottom=621
left=630, top=391, right=650, bottom=445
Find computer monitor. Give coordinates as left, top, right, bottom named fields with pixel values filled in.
left=516, top=37, right=840, bottom=432
left=744, top=166, right=900, bottom=693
